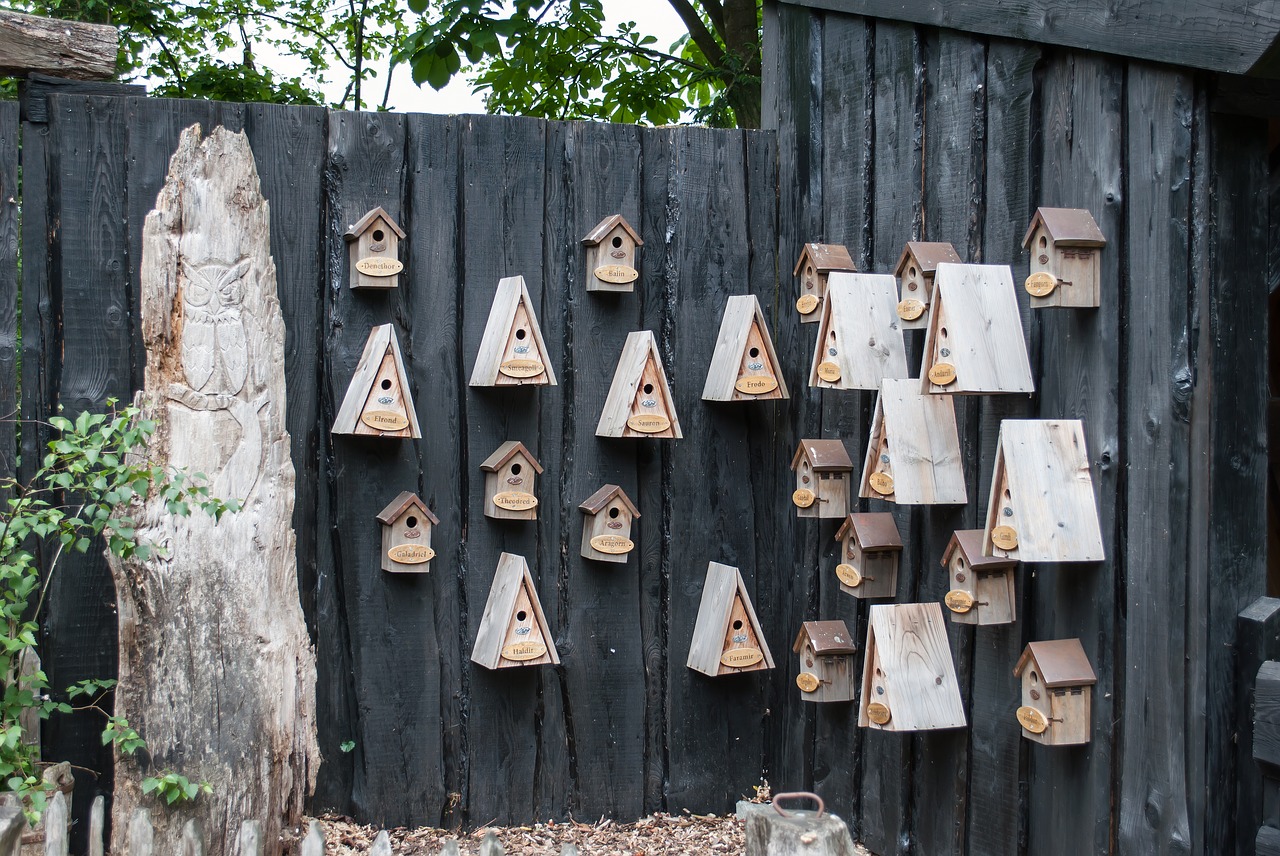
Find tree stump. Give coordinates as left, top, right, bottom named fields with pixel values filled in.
left=745, top=806, right=858, bottom=856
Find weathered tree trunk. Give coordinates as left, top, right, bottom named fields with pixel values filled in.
left=107, top=124, right=318, bottom=856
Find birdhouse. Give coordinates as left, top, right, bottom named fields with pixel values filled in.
left=596, top=331, right=682, bottom=438
left=1021, top=207, right=1106, bottom=308
left=344, top=207, right=405, bottom=290
left=983, top=419, right=1104, bottom=563
left=859, top=602, right=966, bottom=731
left=833, top=513, right=902, bottom=600
left=940, top=529, right=1017, bottom=626
left=793, top=620, right=858, bottom=703
left=578, top=484, right=640, bottom=564
left=582, top=214, right=643, bottom=292
left=375, top=492, right=439, bottom=573
left=920, top=264, right=1035, bottom=395
left=792, top=242, right=856, bottom=323
left=893, top=241, right=962, bottom=330
left=471, top=552, right=560, bottom=669
left=860, top=378, right=967, bottom=506
left=790, top=439, right=854, bottom=519
left=702, top=295, right=789, bottom=401
left=332, top=324, right=421, bottom=439
left=809, top=273, right=908, bottom=391
left=1013, top=639, right=1096, bottom=745
left=687, top=562, right=775, bottom=677
left=469, top=275, right=558, bottom=387
left=480, top=440, right=543, bottom=521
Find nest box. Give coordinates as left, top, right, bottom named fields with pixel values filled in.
left=1013, top=639, right=1096, bottom=745
left=471, top=552, right=560, bottom=669
left=332, top=324, right=421, bottom=439
left=596, top=331, right=683, bottom=438
left=941, top=529, right=1017, bottom=626
left=859, top=602, right=966, bottom=732
left=791, top=439, right=854, bottom=519
left=793, top=620, right=858, bottom=703
left=469, top=275, right=558, bottom=387
left=834, top=513, right=902, bottom=600
left=687, top=562, right=775, bottom=677
left=860, top=378, right=966, bottom=506
left=793, top=242, right=856, bottom=323
left=984, top=419, right=1104, bottom=563
left=344, top=207, right=405, bottom=290
left=480, top=441, right=543, bottom=521
left=376, top=492, right=439, bottom=573
left=893, top=241, right=962, bottom=330
left=920, top=264, right=1035, bottom=395
left=579, top=484, right=640, bottom=563
left=702, top=295, right=789, bottom=401
left=1022, top=207, right=1106, bottom=308
left=582, top=214, right=643, bottom=292
left=809, top=273, right=908, bottom=391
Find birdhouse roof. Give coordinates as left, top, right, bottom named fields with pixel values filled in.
left=1014, top=639, right=1097, bottom=687
left=582, top=214, right=643, bottom=247
left=894, top=242, right=963, bottom=276
left=792, top=242, right=857, bottom=276
left=922, top=264, right=1035, bottom=395
left=344, top=206, right=406, bottom=241
left=835, top=513, right=902, bottom=550
left=860, top=378, right=967, bottom=505
left=480, top=440, right=543, bottom=474
left=791, top=439, right=853, bottom=472
left=792, top=620, right=857, bottom=655
left=860, top=603, right=966, bottom=730
left=808, top=273, right=909, bottom=391
left=375, top=491, right=438, bottom=526
left=941, top=529, right=1015, bottom=569
left=1021, top=207, right=1106, bottom=249
left=578, top=484, right=640, bottom=517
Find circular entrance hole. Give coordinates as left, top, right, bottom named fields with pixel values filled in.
left=749, top=347, right=760, bottom=358
left=406, top=516, right=417, bottom=529
left=643, top=383, right=654, bottom=395
left=511, top=463, right=522, bottom=475
left=515, top=328, right=527, bottom=340
left=608, top=507, right=620, bottom=519
left=372, top=229, right=385, bottom=242
left=516, top=610, right=528, bottom=622
left=732, top=619, right=743, bottom=630
left=380, top=378, right=392, bottom=390
left=612, top=235, right=623, bottom=248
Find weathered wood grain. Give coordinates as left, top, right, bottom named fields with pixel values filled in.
left=808, top=274, right=907, bottom=391
left=0, top=11, right=116, bottom=80
left=0, top=100, right=16, bottom=500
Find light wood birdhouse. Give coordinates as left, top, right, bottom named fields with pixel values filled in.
left=941, top=529, right=1017, bottom=625
left=893, top=241, right=962, bottom=330
left=471, top=552, right=560, bottom=669
left=793, top=242, right=856, bottom=323
left=859, top=602, right=966, bottom=731
left=809, top=273, right=908, bottom=391
left=793, top=620, right=858, bottom=703
left=687, top=562, right=775, bottom=677
left=480, top=441, right=543, bottom=521
left=596, top=331, right=682, bottom=438
left=860, top=378, right=966, bottom=506
left=470, top=275, right=558, bottom=387
left=579, top=484, right=640, bottom=563
left=920, top=264, right=1034, bottom=395
left=332, top=324, right=421, bottom=439
left=702, top=295, right=789, bottom=401
left=376, top=492, right=438, bottom=573
left=582, top=214, right=643, bottom=292
left=344, top=207, right=405, bottom=290
left=834, top=513, right=902, bottom=600
left=1022, top=207, right=1106, bottom=308
left=1014, top=639, right=1096, bottom=745
left=791, top=439, right=854, bottom=519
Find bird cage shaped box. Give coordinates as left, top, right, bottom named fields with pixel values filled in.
left=687, top=562, right=775, bottom=677
left=582, top=214, right=643, bottom=292
left=791, top=439, right=854, bottom=519
left=480, top=441, right=543, bottom=521
left=808, top=273, right=908, bottom=391
left=596, top=331, right=683, bottom=438
left=1014, top=639, right=1097, bottom=745
left=376, top=492, right=439, bottom=573
left=859, top=602, right=966, bottom=732
left=793, top=242, right=856, bottom=323
left=579, top=484, right=640, bottom=563
left=793, top=620, right=858, bottom=703
left=834, top=513, right=902, bottom=600
left=941, top=529, right=1017, bottom=626
left=702, top=295, right=789, bottom=401
left=344, top=207, right=405, bottom=290
left=470, top=275, right=558, bottom=388
left=893, top=241, right=962, bottom=330
left=1022, top=207, right=1106, bottom=308
left=332, top=324, right=421, bottom=439
left=471, top=552, right=560, bottom=669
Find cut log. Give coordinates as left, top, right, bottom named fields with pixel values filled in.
left=0, top=11, right=116, bottom=80
left=744, top=808, right=859, bottom=856
left=87, top=797, right=103, bottom=856
left=40, top=793, right=65, bottom=856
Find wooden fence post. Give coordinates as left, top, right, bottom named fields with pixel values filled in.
left=87, top=796, right=104, bottom=856
left=1241, top=597, right=1280, bottom=854
left=42, top=791, right=67, bottom=856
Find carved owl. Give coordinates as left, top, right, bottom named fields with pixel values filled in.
left=180, top=259, right=251, bottom=395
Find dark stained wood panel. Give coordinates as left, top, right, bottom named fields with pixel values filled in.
left=0, top=101, right=17, bottom=495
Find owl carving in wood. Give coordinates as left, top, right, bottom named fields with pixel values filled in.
left=180, top=259, right=251, bottom=395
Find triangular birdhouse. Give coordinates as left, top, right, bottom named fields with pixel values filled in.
left=376, top=492, right=439, bottom=573
left=860, top=379, right=966, bottom=505
left=687, top=562, right=775, bottom=677
left=793, top=620, right=858, bottom=703
left=582, top=214, right=643, bottom=292
left=983, top=419, right=1104, bottom=563
left=1014, top=639, right=1096, bottom=745
left=1022, top=207, right=1106, bottom=308
left=941, top=529, right=1017, bottom=625
left=920, top=263, right=1035, bottom=395
left=469, top=275, right=558, bottom=387
left=859, top=602, right=966, bottom=731
left=809, top=273, right=909, bottom=391
left=793, top=242, right=856, bottom=323
left=332, top=324, right=421, bottom=438
left=596, top=331, right=682, bottom=438
left=702, top=295, right=789, bottom=401
left=834, top=513, right=902, bottom=600
left=471, top=552, right=560, bottom=669
left=579, top=484, right=640, bottom=563
left=893, top=241, right=962, bottom=330
left=791, top=439, right=855, bottom=519
left=480, top=440, right=543, bottom=520
left=344, top=207, right=405, bottom=290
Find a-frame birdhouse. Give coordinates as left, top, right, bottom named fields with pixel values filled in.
left=791, top=439, right=855, bottom=519
left=471, top=552, right=560, bottom=669
left=687, top=562, right=775, bottom=677
left=579, top=484, right=640, bottom=563
left=480, top=441, right=543, bottom=521
left=469, top=275, right=558, bottom=387
left=893, top=241, right=962, bottom=330
left=860, top=378, right=966, bottom=505
left=582, top=214, right=643, bottom=292
left=920, top=264, right=1035, bottom=395
left=332, top=324, right=421, bottom=438
left=809, top=273, right=909, bottom=391
left=1014, top=639, right=1096, bottom=745
left=984, top=419, right=1104, bottom=563
left=702, top=295, right=789, bottom=401
left=376, top=492, right=439, bottom=573
left=344, top=207, right=405, bottom=290
left=793, top=242, right=856, bottom=323
left=834, top=513, right=902, bottom=600
left=941, top=529, right=1017, bottom=626
left=793, top=620, right=858, bottom=703
left=859, top=602, right=966, bottom=731
left=1022, top=207, right=1106, bottom=309
left=596, top=331, right=682, bottom=438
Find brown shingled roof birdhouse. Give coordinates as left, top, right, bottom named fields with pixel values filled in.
left=893, top=241, right=962, bottom=331
left=332, top=324, right=421, bottom=439
left=582, top=214, right=643, bottom=292
left=834, top=513, right=902, bottom=600
left=1022, top=207, right=1106, bottom=309
left=470, top=276, right=557, bottom=387
left=687, top=562, right=774, bottom=677
left=702, top=295, right=789, bottom=401
left=480, top=441, right=543, bottom=521
left=579, top=484, right=640, bottom=564
left=809, top=273, right=908, bottom=391
left=793, top=620, right=858, bottom=703
left=860, top=379, right=967, bottom=506
left=860, top=602, right=966, bottom=732
left=941, top=529, right=1017, bottom=626
left=596, top=331, right=682, bottom=438
left=376, top=492, right=439, bottom=573
left=793, top=242, right=856, bottom=323
left=1014, top=639, right=1097, bottom=745
left=344, top=207, right=405, bottom=290
left=791, top=439, right=854, bottom=519
left=471, top=552, right=560, bottom=669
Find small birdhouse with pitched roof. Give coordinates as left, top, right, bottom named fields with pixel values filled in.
left=834, top=513, right=902, bottom=600
left=376, top=492, right=439, bottom=573
left=344, top=207, right=405, bottom=290
left=941, top=529, right=1017, bottom=626
left=687, top=562, right=774, bottom=677
left=1022, top=207, right=1106, bottom=308
left=920, top=264, right=1035, bottom=395
left=894, top=241, right=962, bottom=330
left=791, top=439, right=854, bottom=519
left=332, top=324, right=421, bottom=439
left=470, top=275, right=558, bottom=387
left=471, top=552, right=560, bottom=669
left=480, top=441, right=543, bottom=521
left=793, top=620, right=857, bottom=703
left=1014, top=639, right=1096, bottom=745
left=793, top=243, right=856, bottom=323
left=579, top=484, right=640, bottom=563
left=597, top=331, right=682, bottom=438
left=582, top=214, right=643, bottom=292
left=702, top=295, right=789, bottom=401
left=809, top=273, right=908, bottom=391
left=860, top=379, right=966, bottom=506
left=984, top=419, right=1104, bottom=563
left=860, top=602, right=966, bottom=732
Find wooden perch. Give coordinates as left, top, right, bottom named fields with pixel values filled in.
left=0, top=11, right=117, bottom=80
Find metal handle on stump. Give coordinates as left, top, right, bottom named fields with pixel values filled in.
left=772, top=791, right=825, bottom=818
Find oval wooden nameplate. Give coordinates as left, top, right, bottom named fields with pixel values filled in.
left=595, top=264, right=639, bottom=284
left=1025, top=271, right=1058, bottom=297
left=815, top=361, right=842, bottom=383
left=796, top=294, right=820, bottom=315
left=835, top=563, right=862, bottom=588
left=991, top=525, right=1019, bottom=551
left=867, top=702, right=891, bottom=725
left=499, top=359, right=546, bottom=379
left=493, top=491, right=538, bottom=511
left=927, top=363, right=957, bottom=386
left=944, top=589, right=975, bottom=614
left=869, top=472, right=895, bottom=496
left=720, top=647, right=764, bottom=668
left=501, top=641, right=548, bottom=662
left=355, top=257, right=404, bottom=277
left=735, top=375, right=779, bottom=395
left=896, top=298, right=925, bottom=321
left=388, top=544, right=435, bottom=564
left=1016, top=705, right=1048, bottom=734
left=792, top=488, right=816, bottom=508
left=590, top=534, right=634, bottom=555
left=796, top=672, right=820, bottom=693
left=361, top=410, right=410, bottom=431
left=626, top=413, right=671, bottom=434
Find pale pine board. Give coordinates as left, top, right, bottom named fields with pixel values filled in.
left=809, top=272, right=908, bottom=390
left=923, top=263, right=1034, bottom=394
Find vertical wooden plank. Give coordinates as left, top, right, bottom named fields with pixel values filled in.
left=1239, top=598, right=1280, bottom=853
left=0, top=101, right=16, bottom=494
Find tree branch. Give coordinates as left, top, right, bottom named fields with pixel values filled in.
left=664, top=0, right=728, bottom=67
